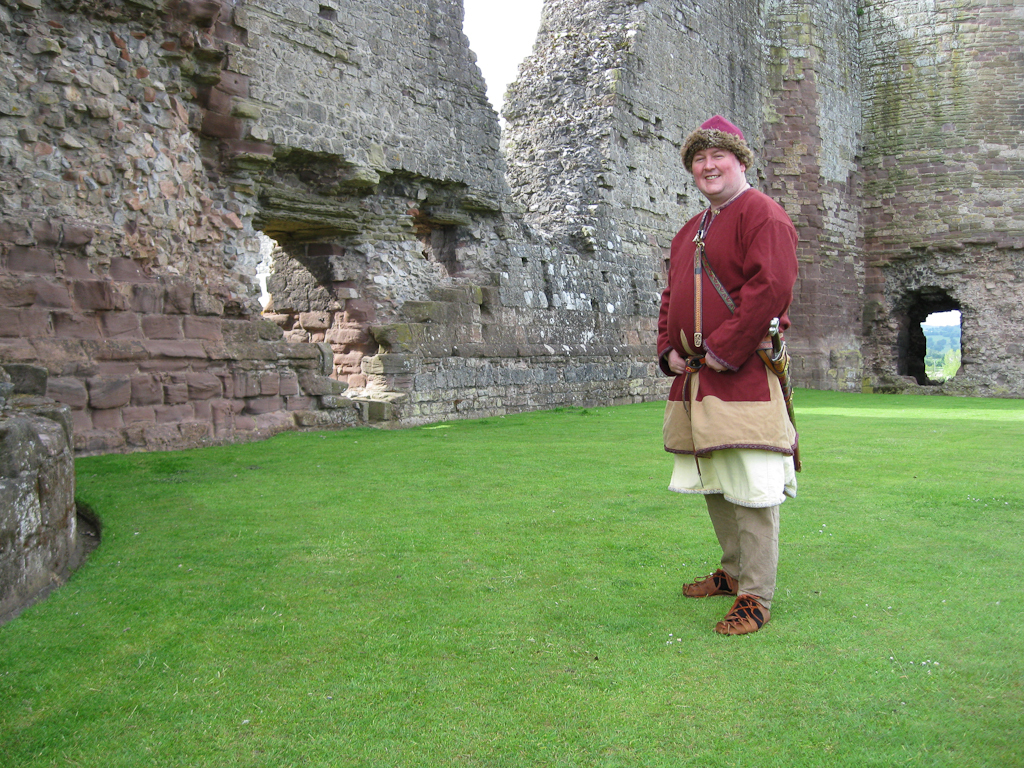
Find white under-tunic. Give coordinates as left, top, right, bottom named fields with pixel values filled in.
left=669, top=448, right=797, bottom=508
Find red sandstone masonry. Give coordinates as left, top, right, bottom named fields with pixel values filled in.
left=52, top=313, right=100, bottom=340
left=30, top=281, right=72, bottom=309
left=73, top=281, right=123, bottom=312
left=186, top=372, right=222, bottom=399
left=130, top=374, right=164, bottom=406
left=155, top=404, right=195, bottom=424
left=47, top=377, right=88, bottom=409
left=0, top=279, right=36, bottom=308
left=99, top=312, right=142, bottom=338
left=764, top=16, right=864, bottom=392
left=164, top=382, right=189, bottom=405
left=8, top=249, right=56, bottom=275
left=87, top=376, right=131, bottom=410
left=183, top=317, right=222, bottom=340
left=142, top=315, right=184, bottom=340
left=91, top=408, right=125, bottom=430
left=122, top=406, right=156, bottom=425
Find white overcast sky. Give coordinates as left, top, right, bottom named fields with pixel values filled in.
left=462, top=0, right=545, bottom=113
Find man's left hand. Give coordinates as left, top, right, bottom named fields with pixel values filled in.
left=704, top=355, right=728, bottom=372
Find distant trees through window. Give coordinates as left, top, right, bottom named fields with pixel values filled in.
left=922, top=310, right=961, bottom=382
left=898, top=288, right=961, bottom=386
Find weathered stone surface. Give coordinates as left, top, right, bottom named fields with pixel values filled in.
left=87, top=376, right=132, bottom=410
left=47, top=376, right=88, bottom=409
left=186, top=372, right=222, bottom=399
left=4, top=364, right=48, bottom=396
left=0, top=375, right=77, bottom=622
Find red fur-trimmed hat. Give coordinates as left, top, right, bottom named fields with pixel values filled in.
left=681, top=115, right=754, bottom=172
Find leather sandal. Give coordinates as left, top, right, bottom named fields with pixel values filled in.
left=715, top=594, right=771, bottom=635
left=681, top=568, right=738, bottom=598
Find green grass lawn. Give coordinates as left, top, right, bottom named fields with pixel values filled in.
left=2, top=390, right=1022, bottom=767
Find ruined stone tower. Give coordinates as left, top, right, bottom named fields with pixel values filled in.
left=859, top=0, right=1024, bottom=396
left=1, top=0, right=1022, bottom=461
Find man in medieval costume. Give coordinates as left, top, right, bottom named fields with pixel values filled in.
left=658, top=116, right=800, bottom=635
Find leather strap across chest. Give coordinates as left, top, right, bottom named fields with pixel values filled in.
left=692, top=209, right=736, bottom=349
left=692, top=198, right=773, bottom=356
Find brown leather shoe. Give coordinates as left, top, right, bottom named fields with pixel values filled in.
left=681, top=568, right=738, bottom=598
left=715, top=594, right=771, bottom=635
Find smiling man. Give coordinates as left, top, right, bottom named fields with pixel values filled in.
left=657, top=116, right=800, bottom=635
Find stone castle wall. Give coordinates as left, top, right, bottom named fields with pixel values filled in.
left=860, top=0, right=1024, bottom=395
left=763, top=0, right=865, bottom=393
left=227, top=0, right=666, bottom=423
left=0, top=0, right=354, bottom=455
left=1, top=0, right=1022, bottom=464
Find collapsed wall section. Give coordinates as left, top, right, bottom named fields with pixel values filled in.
left=860, top=0, right=1024, bottom=396
left=227, top=0, right=666, bottom=423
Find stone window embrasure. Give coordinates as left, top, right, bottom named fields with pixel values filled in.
left=896, top=287, right=962, bottom=385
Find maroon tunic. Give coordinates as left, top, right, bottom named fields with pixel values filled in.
left=658, top=188, right=799, bottom=456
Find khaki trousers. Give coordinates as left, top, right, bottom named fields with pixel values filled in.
left=704, top=493, right=779, bottom=608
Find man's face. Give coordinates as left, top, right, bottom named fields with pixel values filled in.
left=691, top=147, right=748, bottom=208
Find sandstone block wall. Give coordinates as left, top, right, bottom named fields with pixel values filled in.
left=0, top=0, right=358, bottom=454
left=860, top=0, right=1024, bottom=395
left=763, top=0, right=865, bottom=393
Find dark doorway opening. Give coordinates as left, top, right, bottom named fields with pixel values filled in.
left=897, top=287, right=961, bottom=385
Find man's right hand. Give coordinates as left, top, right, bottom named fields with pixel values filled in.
left=667, top=349, right=689, bottom=375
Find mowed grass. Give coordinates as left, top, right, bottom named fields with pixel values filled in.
left=1, top=390, right=1022, bottom=767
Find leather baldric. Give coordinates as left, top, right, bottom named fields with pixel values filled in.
left=691, top=188, right=747, bottom=351
left=691, top=189, right=774, bottom=358
left=692, top=210, right=735, bottom=349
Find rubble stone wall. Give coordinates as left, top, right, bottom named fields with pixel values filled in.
left=228, top=0, right=669, bottom=423
left=504, top=0, right=869, bottom=394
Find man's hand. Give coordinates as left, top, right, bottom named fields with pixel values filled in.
left=668, top=348, right=728, bottom=373
left=667, top=348, right=728, bottom=373
left=666, top=349, right=688, bottom=375
left=704, top=355, right=727, bottom=372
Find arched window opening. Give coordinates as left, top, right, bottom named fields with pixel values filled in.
left=922, top=309, right=962, bottom=382
left=896, top=287, right=961, bottom=385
